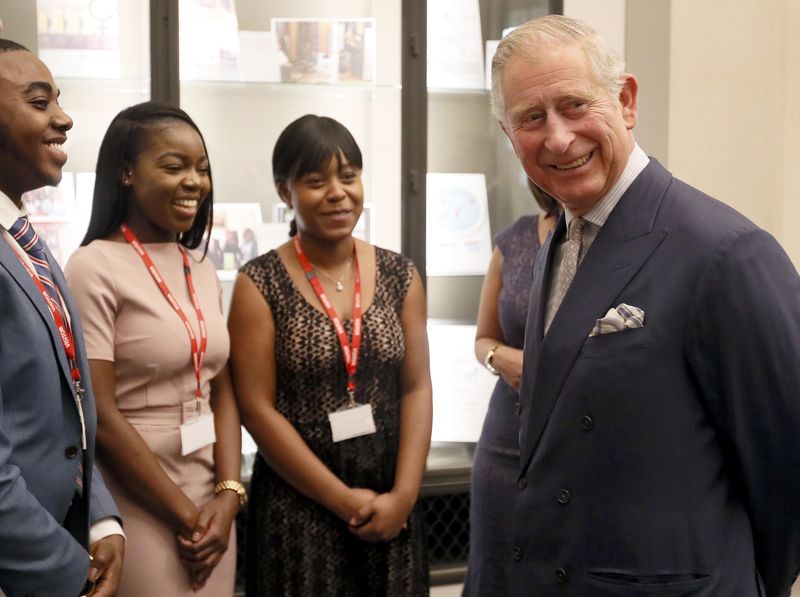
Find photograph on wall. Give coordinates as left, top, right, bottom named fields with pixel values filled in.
left=427, top=0, right=484, bottom=89
left=36, top=0, right=121, bottom=78
left=179, top=0, right=242, bottom=81
left=426, top=173, right=492, bottom=276
left=209, top=202, right=264, bottom=276
left=21, top=173, right=87, bottom=268
left=271, top=18, right=375, bottom=85
left=22, top=172, right=75, bottom=219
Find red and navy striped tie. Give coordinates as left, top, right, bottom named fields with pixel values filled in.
left=9, top=216, right=65, bottom=318
left=10, top=216, right=84, bottom=494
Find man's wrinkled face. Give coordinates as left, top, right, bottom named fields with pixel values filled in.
left=500, top=43, right=638, bottom=216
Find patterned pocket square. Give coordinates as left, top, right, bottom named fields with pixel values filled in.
left=589, top=303, right=645, bottom=337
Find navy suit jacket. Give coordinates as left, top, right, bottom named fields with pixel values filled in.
left=510, top=159, right=800, bottom=596
left=0, top=235, right=119, bottom=597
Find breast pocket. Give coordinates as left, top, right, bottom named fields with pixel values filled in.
left=578, top=326, right=654, bottom=360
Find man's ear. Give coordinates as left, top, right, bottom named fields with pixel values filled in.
left=618, top=74, right=639, bottom=131
left=499, top=119, right=523, bottom=162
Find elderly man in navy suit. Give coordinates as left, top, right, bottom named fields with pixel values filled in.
left=491, top=15, right=800, bottom=596
left=0, top=39, right=124, bottom=596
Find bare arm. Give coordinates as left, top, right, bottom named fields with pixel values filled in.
left=475, top=247, right=523, bottom=391
left=228, top=273, right=376, bottom=522
left=89, top=360, right=199, bottom=537
left=350, top=268, right=432, bottom=541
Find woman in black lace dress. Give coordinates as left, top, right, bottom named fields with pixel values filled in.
left=228, top=115, right=432, bottom=596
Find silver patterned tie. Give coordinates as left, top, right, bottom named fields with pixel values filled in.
left=545, top=217, right=587, bottom=332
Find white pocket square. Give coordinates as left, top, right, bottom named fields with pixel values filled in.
left=589, top=303, right=645, bottom=337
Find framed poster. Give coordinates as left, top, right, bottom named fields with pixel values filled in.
left=271, top=18, right=375, bottom=84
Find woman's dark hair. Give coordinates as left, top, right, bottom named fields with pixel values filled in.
left=527, top=179, right=561, bottom=218
left=81, top=101, right=213, bottom=250
left=272, top=115, right=362, bottom=236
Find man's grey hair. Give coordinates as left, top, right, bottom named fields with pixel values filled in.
left=490, top=15, right=626, bottom=125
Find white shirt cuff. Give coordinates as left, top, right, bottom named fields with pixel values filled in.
left=89, top=518, right=125, bottom=545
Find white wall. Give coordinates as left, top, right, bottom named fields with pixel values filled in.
left=668, top=0, right=788, bottom=243
left=574, top=0, right=799, bottom=266
left=782, top=1, right=800, bottom=264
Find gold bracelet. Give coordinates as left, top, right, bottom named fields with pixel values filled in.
left=484, top=345, right=500, bottom=375
left=214, top=480, right=247, bottom=507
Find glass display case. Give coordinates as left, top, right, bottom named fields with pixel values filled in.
left=2, top=0, right=150, bottom=263
left=422, top=0, right=560, bottom=582
left=177, top=0, right=402, bottom=293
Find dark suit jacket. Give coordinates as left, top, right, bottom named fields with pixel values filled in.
left=0, top=235, right=119, bottom=597
left=510, top=159, right=800, bottom=597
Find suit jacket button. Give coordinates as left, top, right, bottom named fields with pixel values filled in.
left=581, top=415, right=594, bottom=430
left=514, top=402, right=521, bottom=416
left=65, top=445, right=79, bottom=459
left=512, top=546, right=523, bottom=561
left=557, top=489, right=571, bottom=504
left=517, top=476, right=527, bottom=490
left=555, top=568, right=568, bottom=583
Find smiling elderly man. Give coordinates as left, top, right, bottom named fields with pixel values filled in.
left=492, top=15, right=800, bottom=597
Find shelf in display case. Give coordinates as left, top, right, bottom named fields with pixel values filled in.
left=180, top=79, right=401, bottom=95
left=427, top=87, right=488, bottom=96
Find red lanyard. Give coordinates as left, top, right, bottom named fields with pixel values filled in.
left=293, top=235, right=361, bottom=404
left=12, top=248, right=81, bottom=388
left=121, top=224, right=208, bottom=399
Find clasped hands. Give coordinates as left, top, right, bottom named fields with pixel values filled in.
left=342, top=487, right=413, bottom=542
left=175, top=491, right=239, bottom=591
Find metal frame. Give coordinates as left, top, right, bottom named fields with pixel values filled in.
left=150, top=0, right=180, bottom=106
left=401, top=0, right=428, bottom=281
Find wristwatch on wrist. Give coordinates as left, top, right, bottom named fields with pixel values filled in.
left=215, top=480, right=247, bottom=507
left=484, top=345, right=500, bottom=375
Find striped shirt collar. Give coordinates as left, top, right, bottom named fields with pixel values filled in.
left=565, top=143, right=650, bottom=229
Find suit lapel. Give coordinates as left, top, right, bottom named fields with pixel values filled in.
left=0, top=236, right=75, bottom=388
left=520, top=160, right=673, bottom=469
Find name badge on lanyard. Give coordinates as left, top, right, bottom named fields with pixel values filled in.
left=328, top=404, right=376, bottom=443
left=121, top=223, right=216, bottom=455
left=293, top=235, right=376, bottom=443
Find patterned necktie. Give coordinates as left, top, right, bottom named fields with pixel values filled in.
left=545, top=217, right=587, bottom=332
left=9, top=216, right=65, bottom=318
left=9, top=216, right=84, bottom=494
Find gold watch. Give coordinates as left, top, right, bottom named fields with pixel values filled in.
left=215, top=480, right=247, bottom=507
left=484, top=345, right=500, bottom=375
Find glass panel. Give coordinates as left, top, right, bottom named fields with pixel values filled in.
left=425, top=0, right=553, bottom=450
left=175, top=0, right=402, bottom=475
left=178, top=0, right=402, bottom=294
left=4, top=0, right=151, bottom=266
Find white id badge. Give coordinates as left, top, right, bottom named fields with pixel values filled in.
left=180, top=413, right=216, bottom=456
left=328, top=404, right=376, bottom=443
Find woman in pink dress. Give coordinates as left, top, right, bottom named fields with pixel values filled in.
left=65, top=101, right=242, bottom=596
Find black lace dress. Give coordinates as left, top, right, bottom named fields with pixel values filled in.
left=241, top=247, right=429, bottom=597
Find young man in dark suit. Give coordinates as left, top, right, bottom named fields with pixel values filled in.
left=0, top=39, right=124, bottom=597
left=492, top=15, right=800, bottom=596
